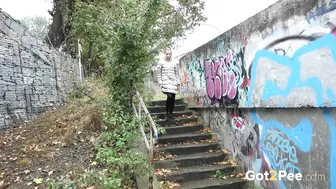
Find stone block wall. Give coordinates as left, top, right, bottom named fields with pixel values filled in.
left=0, top=10, right=80, bottom=129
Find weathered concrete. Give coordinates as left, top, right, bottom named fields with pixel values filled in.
left=177, top=0, right=336, bottom=188
left=0, top=10, right=80, bottom=129
left=198, top=108, right=333, bottom=189
left=130, top=132, right=160, bottom=189
left=179, top=0, right=336, bottom=108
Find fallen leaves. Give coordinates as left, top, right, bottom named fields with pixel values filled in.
left=199, top=128, right=212, bottom=134
left=222, top=149, right=229, bottom=153
left=207, top=149, right=221, bottom=153
left=180, top=115, right=194, bottom=118
left=155, top=143, right=171, bottom=148
left=236, top=172, right=245, bottom=177
left=160, top=181, right=180, bottom=189
left=0, top=97, right=101, bottom=188
left=215, top=159, right=238, bottom=166
left=48, top=170, right=54, bottom=176
left=200, top=138, right=217, bottom=143
left=154, top=152, right=177, bottom=161
left=183, top=141, right=199, bottom=145
left=183, top=122, right=198, bottom=126
left=155, top=167, right=179, bottom=176
left=222, top=173, right=242, bottom=179
left=175, top=115, right=198, bottom=121
left=211, top=171, right=245, bottom=180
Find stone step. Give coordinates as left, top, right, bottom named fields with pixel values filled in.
left=158, top=133, right=213, bottom=145
left=156, top=143, right=220, bottom=155
left=156, top=117, right=199, bottom=127
left=151, top=99, right=184, bottom=106
left=155, top=151, right=231, bottom=169
left=145, top=124, right=203, bottom=135
left=179, top=177, right=249, bottom=189
left=151, top=111, right=193, bottom=119
left=160, top=124, right=204, bottom=135
left=148, top=104, right=187, bottom=113
left=157, top=164, right=243, bottom=183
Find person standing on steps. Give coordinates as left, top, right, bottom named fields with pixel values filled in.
left=157, top=47, right=180, bottom=121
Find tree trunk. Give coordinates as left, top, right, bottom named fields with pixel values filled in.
left=45, top=0, right=74, bottom=53
left=45, top=0, right=65, bottom=48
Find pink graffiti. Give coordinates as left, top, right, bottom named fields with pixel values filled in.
left=240, top=77, right=250, bottom=89
left=248, top=150, right=253, bottom=157
left=231, top=113, right=246, bottom=130
left=204, top=56, right=238, bottom=102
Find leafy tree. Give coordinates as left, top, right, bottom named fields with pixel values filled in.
left=45, top=0, right=206, bottom=74
left=21, top=16, right=50, bottom=41
left=44, top=0, right=207, bottom=186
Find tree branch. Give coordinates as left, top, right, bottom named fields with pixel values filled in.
left=159, top=10, right=176, bottom=17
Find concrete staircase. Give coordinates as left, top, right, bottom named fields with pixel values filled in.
left=148, top=99, right=251, bottom=189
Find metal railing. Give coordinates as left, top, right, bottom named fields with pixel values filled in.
left=131, top=88, right=158, bottom=188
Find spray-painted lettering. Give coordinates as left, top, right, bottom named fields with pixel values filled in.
left=204, top=49, right=249, bottom=105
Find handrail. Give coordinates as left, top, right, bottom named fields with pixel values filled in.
left=131, top=87, right=158, bottom=188
left=132, top=103, right=150, bottom=150
left=136, top=90, right=158, bottom=140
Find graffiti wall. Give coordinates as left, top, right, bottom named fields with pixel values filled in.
left=199, top=108, right=334, bottom=189
left=178, top=0, right=336, bottom=188
left=179, top=0, right=336, bottom=108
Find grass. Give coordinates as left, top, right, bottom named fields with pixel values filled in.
left=0, top=77, right=176, bottom=189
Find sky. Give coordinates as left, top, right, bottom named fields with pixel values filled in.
left=0, top=0, right=52, bottom=20
left=0, top=0, right=279, bottom=57
left=173, top=0, right=280, bottom=57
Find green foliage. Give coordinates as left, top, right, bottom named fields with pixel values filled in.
left=157, top=126, right=166, bottom=135
left=21, top=16, right=50, bottom=41
left=47, top=179, right=77, bottom=189
left=92, top=104, right=150, bottom=187
left=66, top=83, right=88, bottom=100
left=47, top=170, right=125, bottom=189
left=50, top=0, right=206, bottom=74
left=47, top=0, right=206, bottom=187
left=215, top=170, right=224, bottom=178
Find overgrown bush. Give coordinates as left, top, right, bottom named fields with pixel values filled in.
left=67, top=83, right=89, bottom=100
left=47, top=0, right=206, bottom=187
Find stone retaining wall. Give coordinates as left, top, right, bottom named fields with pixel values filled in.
left=0, top=10, right=81, bottom=129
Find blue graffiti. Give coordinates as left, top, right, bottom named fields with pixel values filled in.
left=307, top=0, right=336, bottom=23
left=249, top=33, right=336, bottom=189
left=326, top=88, right=336, bottom=106
left=187, top=58, right=204, bottom=88
left=248, top=33, right=336, bottom=107
left=265, top=129, right=301, bottom=174
left=323, top=109, right=336, bottom=189
left=252, top=113, right=313, bottom=189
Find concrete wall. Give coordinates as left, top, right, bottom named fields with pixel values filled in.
left=179, top=0, right=336, bottom=109
left=0, top=10, right=80, bottom=129
left=198, top=108, right=334, bottom=189
left=178, top=0, right=336, bottom=188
